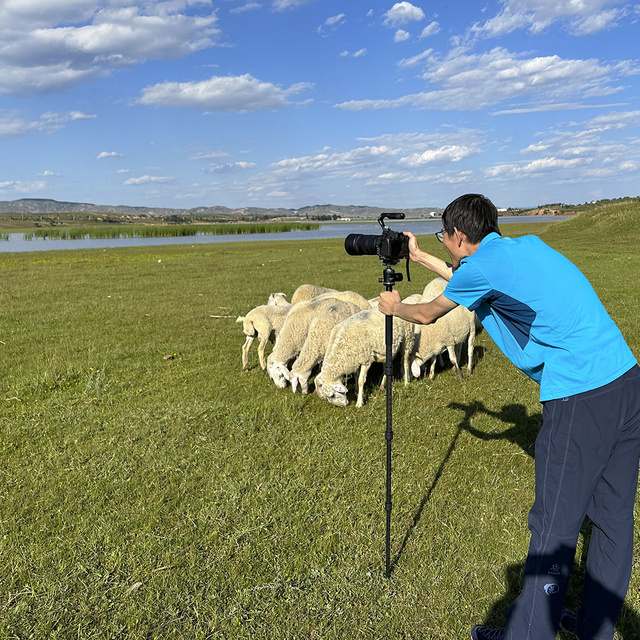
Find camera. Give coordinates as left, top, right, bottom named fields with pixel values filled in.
left=344, top=212, right=409, bottom=265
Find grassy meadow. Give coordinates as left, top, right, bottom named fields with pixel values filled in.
left=1, top=201, right=639, bottom=639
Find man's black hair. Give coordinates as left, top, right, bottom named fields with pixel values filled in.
left=442, top=193, right=501, bottom=244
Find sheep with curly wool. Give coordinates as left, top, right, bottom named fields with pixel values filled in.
left=289, top=300, right=362, bottom=395
left=314, top=303, right=416, bottom=408
left=267, top=292, right=290, bottom=306
left=411, top=303, right=476, bottom=381
left=239, top=301, right=293, bottom=371
left=290, top=284, right=338, bottom=305
left=267, top=291, right=371, bottom=388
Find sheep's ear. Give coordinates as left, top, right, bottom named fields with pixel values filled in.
left=411, top=360, right=423, bottom=378
left=283, top=367, right=291, bottom=381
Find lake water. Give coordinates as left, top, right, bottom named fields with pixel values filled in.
left=0, top=216, right=572, bottom=253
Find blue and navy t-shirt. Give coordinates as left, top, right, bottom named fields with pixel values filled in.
left=444, top=232, right=636, bottom=401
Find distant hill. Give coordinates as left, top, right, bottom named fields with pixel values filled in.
left=0, top=198, right=442, bottom=219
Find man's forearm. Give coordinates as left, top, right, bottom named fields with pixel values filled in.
left=412, top=249, right=454, bottom=280
left=388, top=294, right=458, bottom=325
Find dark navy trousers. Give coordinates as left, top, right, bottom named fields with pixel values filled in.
left=503, top=365, right=640, bottom=640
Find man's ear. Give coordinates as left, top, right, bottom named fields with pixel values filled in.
left=453, top=227, right=466, bottom=247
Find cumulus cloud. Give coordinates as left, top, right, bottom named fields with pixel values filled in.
left=138, top=74, right=314, bottom=112
left=394, top=29, right=411, bottom=42
left=383, top=2, right=425, bottom=27
left=472, top=0, right=627, bottom=37
left=125, top=174, right=174, bottom=185
left=483, top=109, right=640, bottom=183
left=0, top=1, right=220, bottom=95
left=335, top=47, right=637, bottom=112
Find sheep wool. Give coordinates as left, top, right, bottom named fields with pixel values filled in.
left=315, top=306, right=415, bottom=408
left=289, top=300, right=361, bottom=395
left=267, top=291, right=371, bottom=389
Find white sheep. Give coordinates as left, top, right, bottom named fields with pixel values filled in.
left=289, top=300, right=362, bottom=394
left=290, top=284, right=338, bottom=305
left=314, top=305, right=416, bottom=408
left=267, top=291, right=371, bottom=388
left=267, top=292, right=290, bottom=306
left=239, top=301, right=293, bottom=371
left=411, top=303, right=476, bottom=381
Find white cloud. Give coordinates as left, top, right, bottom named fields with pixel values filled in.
left=190, top=151, right=231, bottom=160
left=383, top=2, right=425, bottom=28
left=206, top=161, right=256, bottom=173
left=419, top=21, right=440, bottom=38
left=0, top=110, right=95, bottom=138
left=472, top=0, right=627, bottom=37
left=341, top=49, right=367, bottom=58
left=394, top=29, right=411, bottom=42
left=335, top=48, right=637, bottom=112
left=400, top=144, right=477, bottom=166
left=97, top=151, right=122, bottom=159
left=230, top=3, right=262, bottom=14
left=125, top=175, right=174, bottom=185
left=325, top=13, right=346, bottom=27
left=138, top=74, right=314, bottom=112
left=397, top=49, right=433, bottom=69
left=0, top=180, right=46, bottom=193
left=0, top=2, right=220, bottom=95
left=272, top=0, right=314, bottom=10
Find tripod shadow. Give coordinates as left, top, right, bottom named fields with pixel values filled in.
left=392, top=400, right=540, bottom=572
left=392, top=400, right=540, bottom=573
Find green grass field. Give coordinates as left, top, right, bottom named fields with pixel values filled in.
left=1, top=201, right=639, bottom=639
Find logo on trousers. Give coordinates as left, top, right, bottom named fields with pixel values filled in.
left=544, top=583, right=559, bottom=596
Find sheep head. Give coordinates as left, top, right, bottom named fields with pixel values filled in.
left=315, top=378, right=348, bottom=407
left=267, top=360, right=290, bottom=389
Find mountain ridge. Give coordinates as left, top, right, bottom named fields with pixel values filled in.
left=0, top=198, right=442, bottom=219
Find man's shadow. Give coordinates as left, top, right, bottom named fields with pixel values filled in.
left=393, top=400, right=640, bottom=637
left=482, top=525, right=640, bottom=638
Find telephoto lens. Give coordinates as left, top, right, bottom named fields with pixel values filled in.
left=344, top=233, right=379, bottom=256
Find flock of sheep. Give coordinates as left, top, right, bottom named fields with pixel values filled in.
left=238, top=282, right=478, bottom=407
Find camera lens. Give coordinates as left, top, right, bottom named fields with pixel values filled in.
left=344, top=233, right=379, bottom=256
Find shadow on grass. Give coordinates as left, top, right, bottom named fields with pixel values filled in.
left=394, top=400, right=639, bottom=638
left=392, top=400, right=540, bottom=573
left=480, top=521, right=640, bottom=639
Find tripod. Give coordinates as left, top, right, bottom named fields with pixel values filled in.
left=380, top=262, right=403, bottom=578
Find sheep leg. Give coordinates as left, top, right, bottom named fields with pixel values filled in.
left=447, top=345, right=464, bottom=381
left=428, top=356, right=437, bottom=380
left=467, top=327, right=476, bottom=374
left=242, top=335, right=254, bottom=371
left=356, top=363, right=370, bottom=408
left=257, top=336, right=270, bottom=370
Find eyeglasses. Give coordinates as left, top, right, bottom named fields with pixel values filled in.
left=435, top=229, right=445, bottom=243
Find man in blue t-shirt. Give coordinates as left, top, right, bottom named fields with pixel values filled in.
left=378, top=194, right=640, bottom=640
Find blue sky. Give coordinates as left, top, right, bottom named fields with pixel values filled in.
left=0, top=0, right=639, bottom=210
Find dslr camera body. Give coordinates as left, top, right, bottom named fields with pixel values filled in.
left=344, top=212, right=409, bottom=266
